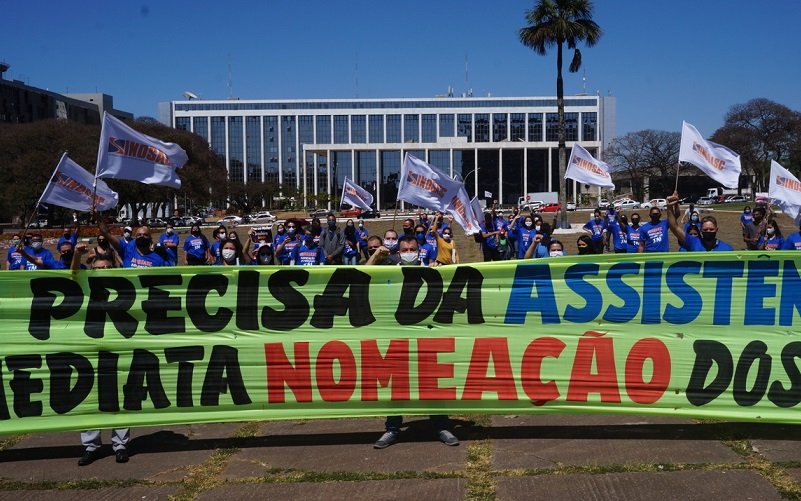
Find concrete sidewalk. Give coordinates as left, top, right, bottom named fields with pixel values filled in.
left=0, top=414, right=799, bottom=500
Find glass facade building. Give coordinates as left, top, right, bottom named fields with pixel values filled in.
left=170, top=95, right=615, bottom=209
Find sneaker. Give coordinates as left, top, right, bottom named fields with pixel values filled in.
left=438, top=429, right=459, bottom=446
left=373, top=431, right=399, bottom=449
left=115, top=448, right=129, bottom=463
left=78, top=449, right=98, bottom=466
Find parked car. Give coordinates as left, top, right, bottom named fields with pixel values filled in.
left=360, top=209, right=382, bottom=219
left=696, top=196, right=715, bottom=206
left=251, top=211, right=277, bottom=223
left=524, top=200, right=544, bottom=211
left=725, top=195, right=748, bottom=203
left=308, top=209, right=330, bottom=219
left=614, top=198, right=640, bottom=209
left=680, top=195, right=701, bottom=204
left=598, top=198, right=610, bottom=208
left=219, top=215, right=243, bottom=225
left=540, top=203, right=561, bottom=212
left=339, top=207, right=363, bottom=218
left=566, top=202, right=577, bottom=211
left=147, top=218, right=167, bottom=227
left=641, top=198, right=668, bottom=210
left=27, top=218, right=49, bottom=229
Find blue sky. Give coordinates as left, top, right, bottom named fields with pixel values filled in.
left=3, top=0, right=800, bottom=138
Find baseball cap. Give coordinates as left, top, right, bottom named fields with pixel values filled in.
left=124, top=226, right=133, bottom=232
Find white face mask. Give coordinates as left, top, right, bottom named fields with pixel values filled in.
left=31, top=241, right=43, bottom=250
left=222, top=249, right=236, bottom=260
left=524, top=221, right=533, bottom=228
left=358, top=223, right=364, bottom=228
left=219, top=233, right=227, bottom=239
left=124, top=231, right=131, bottom=238
left=767, top=228, right=775, bottom=236
left=166, top=228, right=174, bottom=234
left=549, top=250, right=564, bottom=257
left=400, top=252, right=419, bottom=265
left=442, top=234, right=452, bottom=241
left=535, top=224, right=542, bottom=231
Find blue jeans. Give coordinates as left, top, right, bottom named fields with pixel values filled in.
left=81, top=428, right=129, bottom=452
left=343, top=254, right=358, bottom=265
left=385, top=415, right=449, bottom=432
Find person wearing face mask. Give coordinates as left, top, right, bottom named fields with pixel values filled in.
left=401, top=218, right=416, bottom=238
left=414, top=225, right=435, bottom=266
left=667, top=193, right=733, bottom=252
left=57, top=222, right=79, bottom=250
left=310, top=217, right=323, bottom=245
left=683, top=211, right=701, bottom=234
left=479, top=212, right=501, bottom=261
left=211, top=225, right=228, bottom=265
left=319, top=213, right=345, bottom=265
left=216, top=239, right=246, bottom=266
left=429, top=215, right=459, bottom=265
left=183, top=224, right=211, bottom=265
left=18, top=233, right=55, bottom=270
left=159, top=224, right=180, bottom=265
left=276, top=222, right=301, bottom=265
left=743, top=206, right=769, bottom=250
left=679, top=225, right=700, bottom=252
left=292, top=229, right=326, bottom=265
left=509, top=215, right=537, bottom=259
left=582, top=209, right=607, bottom=254
left=625, top=213, right=643, bottom=253
left=355, top=219, right=370, bottom=261
left=546, top=239, right=566, bottom=257
left=638, top=206, right=670, bottom=253
left=758, top=219, right=784, bottom=251
left=576, top=235, right=595, bottom=255
left=88, top=234, right=121, bottom=267
left=606, top=214, right=630, bottom=254
left=342, top=219, right=360, bottom=265
left=370, top=236, right=460, bottom=449
left=19, top=240, right=77, bottom=270
left=5, top=234, right=27, bottom=270
left=252, top=241, right=274, bottom=265
left=740, top=205, right=754, bottom=232
left=96, top=215, right=167, bottom=268
left=367, top=229, right=401, bottom=265
left=121, top=226, right=134, bottom=246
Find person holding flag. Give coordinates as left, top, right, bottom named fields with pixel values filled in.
left=96, top=214, right=167, bottom=268
left=667, top=192, right=733, bottom=252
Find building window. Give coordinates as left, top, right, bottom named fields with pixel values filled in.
left=565, top=112, right=578, bottom=142
left=404, top=114, right=419, bottom=142
left=493, top=113, right=507, bottom=142
left=210, top=116, right=226, bottom=161
left=334, top=115, right=349, bottom=144
left=457, top=114, right=472, bottom=142
left=228, top=116, right=244, bottom=183
left=281, top=116, right=296, bottom=186
left=298, top=115, right=314, bottom=190
left=546, top=112, right=578, bottom=142
left=192, top=116, right=208, bottom=141
left=351, top=115, right=366, bottom=143
left=176, top=117, right=190, bottom=131
left=474, top=114, right=490, bottom=142
left=439, top=114, right=455, bottom=137
left=246, top=116, right=261, bottom=182
left=386, top=114, right=401, bottom=143
left=510, top=113, right=525, bottom=141
left=369, top=115, right=384, bottom=143
left=316, top=115, right=331, bottom=143
left=263, top=116, right=278, bottom=183
left=422, top=114, right=437, bottom=142
left=429, top=150, right=450, bottom=173
left=528, top=113, right=543, bottom=142
left=582, top=112, right=597, bottom=141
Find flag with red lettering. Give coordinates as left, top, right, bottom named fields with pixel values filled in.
left=444, top=187, right=481, bottom=235
left=565, top=143, right=615, bottom=189
left=679, top=121, right=741, bottom=189
left=39, top=152, right=118, bottom=212
left=397, top=154, right=462, bottom=211
left=341, top=177, right=374, bottom=211
left=769, top=160, right=801, bottom=223
left=96, top=112, right=188, bottom=189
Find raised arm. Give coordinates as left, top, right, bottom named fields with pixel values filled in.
left=95, top=211, right=120, bottom=248
left=666, top=192, right=685, bottom=247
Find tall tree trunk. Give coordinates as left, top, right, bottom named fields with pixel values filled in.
left=556, top=40, right=569, bottom=229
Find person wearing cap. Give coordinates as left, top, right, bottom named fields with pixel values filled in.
left=159, top=223, right=180, bottom=265
left=121, top=226, right=134, bottom=246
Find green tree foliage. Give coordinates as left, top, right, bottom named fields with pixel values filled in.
left=711, top=98, right=801, bottom=192
left=519, top=0, right=601, bottom=227
left=0, top=118, right=227, bottom=225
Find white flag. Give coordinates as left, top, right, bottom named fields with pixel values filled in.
left=470, top=196, right=484, bottom=226
left=484, top=190, right=493, bottom=198
left=679, top=121, right=741, bottom=189
left=769, top=160, right=801, bottom=223
left=96, top=112, right=188, bottom=188
left=397, top=154, right=462, bottom=211
left=565, top=144, right=615, bottom=189
left=40, top=153, right=118, bottom=212
left=341, top=177, right=374, bottom=211
left=444, top=187, right=482, bottom=235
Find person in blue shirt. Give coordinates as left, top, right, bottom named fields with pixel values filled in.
left=97, top=218, right=168, bottom=268
left=6, top=233, right=27, bottom=270
left=210, top=225, right=228, bottom=265
left=606, top=214, right=630, bottom=253
left=679, top=225, right=700, bottom=252
left=57, top=223, right=79, bottom=250
left=757, top=219, right=784, bottom=251
left=510, top=215, right=538, bottom=259
left=183, top=224, right=211, bottom=265
left=621, top=213, right=643, bottom=253
left=276, top=222, right=301, bottom=264
left=342, top=219, right=360, bottom=265
left=19, top=239, right=74, bottom=270
left=782, top=220, right=801, bottom=250
left=19, top=233, right=56, bottom=270
left=667, top=194, right=733, bottom=252
left=480, top=212, right=500, bottom=261
left=415, top=224, right=435, bottom=266
left=356, top=220, right=370, bottom=261
left=159, top=223, right=180, bottom=264
left=740, top=206, right=753, bottom=232
left=683, top=210, right=701, bottom=234
left=216, top=238, right=247, bottom=266
left=638, top=206, right=670, bottom=253
left=582, top=209, right=607, bottom=254
left=292, top=228, right=326, bottom=265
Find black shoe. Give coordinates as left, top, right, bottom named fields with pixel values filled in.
left=373, top=431, right=399, bottom=449
left=438, top=429, right=459, bottom=446
left=78, top=449, right=98, bottom=466
left=115, top=448, right=129, bottom=463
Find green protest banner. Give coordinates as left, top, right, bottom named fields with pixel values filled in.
left=1, top=251, right=800, bottom=434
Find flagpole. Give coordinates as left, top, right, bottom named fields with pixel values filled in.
left=391, top=198, right=400, bottom=232
left=24, top=152, right=68, bottom=233
left=674, top=160, right=681, bottom=194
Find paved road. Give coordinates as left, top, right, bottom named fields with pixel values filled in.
left=1, top=414, right=799, bottom=500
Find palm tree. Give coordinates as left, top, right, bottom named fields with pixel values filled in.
left=520, top=0, right=601, bottom=228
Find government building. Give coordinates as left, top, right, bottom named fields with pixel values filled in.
left=168, top=95, right=615, bottom=209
